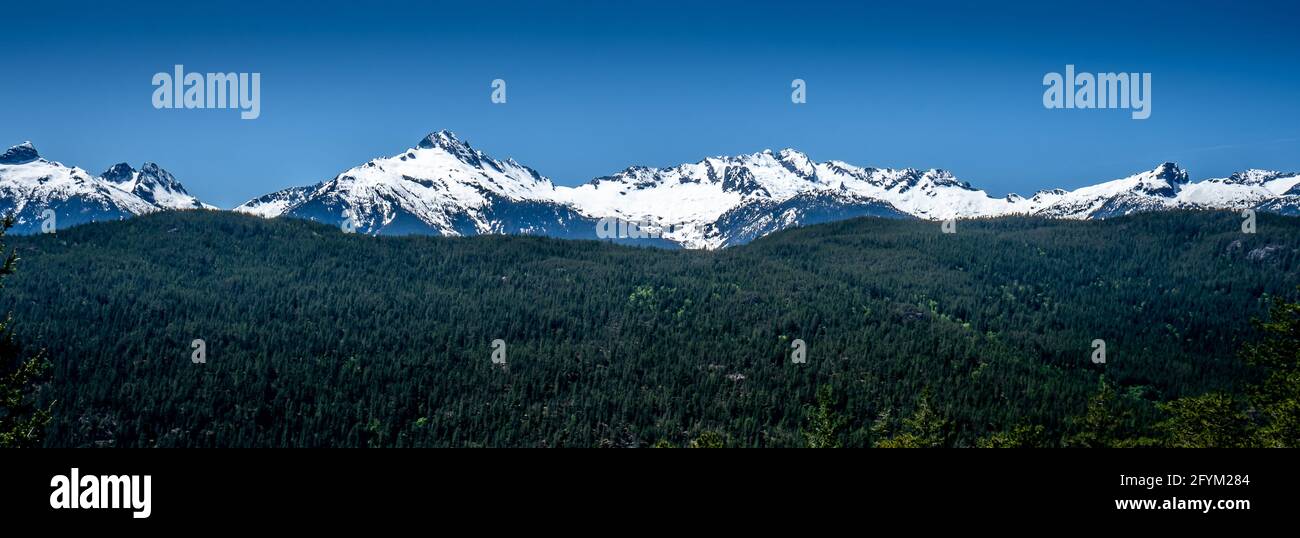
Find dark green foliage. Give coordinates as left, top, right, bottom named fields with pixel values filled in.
left=875, top=393, right=949, bottom=448
left=803, top=385, right=846, bottom=448
left=1157, top=392, right=1251, bottom=448
left=1063, top=376, right=1159, bottom=448
left=1, top=209, right=1297, bottom=447
left=0, top=216, right=53, bottom=448
left=687, top=431, right=727, bottom=448
left=1157, top=292, right=1300, bottom=447
left=976, top=424, right=1049, bottom=448
left=1241, top=294, right=1300, bottom=447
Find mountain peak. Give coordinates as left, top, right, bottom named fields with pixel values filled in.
left=100, top=162, right=137, bottom=183
left=0, top=142, right=40, bottom=165
left=776, top=148, right=816, bottom=180
left=1124, top=162, right=1189, bottom=197
left=139, top=162, right=186, bottom=189
left=417, top=130, right=468, bottom=151
left=92, top=161, right=197, bottom=209
left=1151, top=162, right=1189, bottom=184
left=1226, top=169, right=1289, bottom=185
left=415, top=130, right=486, bottom=166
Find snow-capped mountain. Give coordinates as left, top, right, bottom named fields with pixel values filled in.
left=235, top=131, right=672, bottom=245
left=0, top=142, right=208, bottom=233
left=99, top=161, right=207, bottom=210
left=1002, top=163, right=1300, bottom=219
left=237, top=131, right=1300, bottom=248
left=11, top=131, right=1292, bottom=244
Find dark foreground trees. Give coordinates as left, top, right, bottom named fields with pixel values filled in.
left=0, top=217, right=52, bottom=448
left=1157, top=292, right=1300, bottom=448
left=2, top=210, right=1296, bottom=447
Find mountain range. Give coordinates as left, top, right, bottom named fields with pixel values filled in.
left=0, top=142, right=209, bottom=233
left=3, top=132, right=1298, bottom=245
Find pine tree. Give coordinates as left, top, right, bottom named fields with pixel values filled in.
left=876, top=392, right=949, bottom=448
left=1241, top=291, right=1300, bottom=447
left=1155, top=291, right=1300, bottom=448
left=976, top=424, right=1049, bottom=448
left=803, top=385, right=846, bottom=448
left=0, top=216, right=53, bottom=448
left=1157, top=393, right=1250, bottom=448
left=688, top=430, right=726, bottom=448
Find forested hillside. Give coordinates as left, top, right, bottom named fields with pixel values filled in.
left=2, top=210, right=1296, bottom=447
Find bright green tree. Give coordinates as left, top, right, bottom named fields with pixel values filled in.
left=977, top=424, right=1049, bottom=448
left=1158, top=293, right=1300, bottom=447
left=1241, top=293, right=1300, bottom=447
left=688, top=430, right=726, bottom=448
left=804, top=385, right=846, bottom=448
left=1157, top=393, right=1250, bottom=448
left=876, top=393, right=948, bottom=448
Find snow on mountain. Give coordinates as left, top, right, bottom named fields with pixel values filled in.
left=1176, top=168, right=1300, bottom=210
left=236, top=131, right=1300, bottom=247
left=100, top=161, right=210, bottom=210
left=12, top=131, right=1293, bottom=244
left=235, top=131, right=623, bottom=241
left=1012, top=162, right=1300, bottom=219
left=0, top=142, right=208, bottom=233
left=552, top=149, right=973, bottom=248
left=236, top=185, right=316, bottom=219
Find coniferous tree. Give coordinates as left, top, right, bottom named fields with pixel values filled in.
left=876, top=393, right=949, bottom=448
left=1157, top=291, right=1300, bottom=447
left=1241, top=292, right=1300, bottom=447
left=0, top=216, right=53, bottom=448
left=804, top=386, right=846, bottom=448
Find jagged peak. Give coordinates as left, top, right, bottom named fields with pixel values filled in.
left=100, top=162, right=137, bottom=183
left=1120, top=161, right=1189, bottom=197
left=1149, top=162, right=1189, bottom=184
left=775, top=148, right=816, bottom=179
left=0, top=141, right=40, bottom=164
left=139, top=162, right=184, bottom=187
left=140, top=162, right=170, bottom=175
left=414, top=129, right=493, bottom=168
left=1225, top=169, right=1292, bottom=185
left=417, top=130, right=469, bottom=151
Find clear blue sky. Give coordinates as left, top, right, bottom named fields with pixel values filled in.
left=2, top=0, right=1297, bottom=207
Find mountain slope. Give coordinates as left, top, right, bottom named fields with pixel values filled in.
left=5, top=209, right=1297, bottom=447
left=238, top=131, right=580, bottom=234
left=238, top=131, right=1300, bottom=249
left=0, top=142, right=208, bottom=233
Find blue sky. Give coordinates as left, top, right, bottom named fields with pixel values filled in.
left=1, top=0, right=1297, bottom=207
